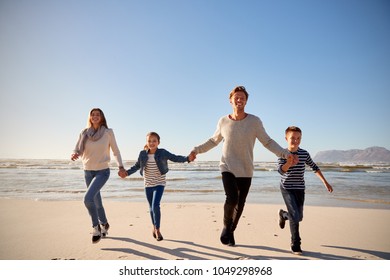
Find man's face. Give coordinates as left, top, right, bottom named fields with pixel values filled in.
left=230, top=91, right=247, bottom=111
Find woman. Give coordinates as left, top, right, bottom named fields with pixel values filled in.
left=71, top=108, right=125, bottom=243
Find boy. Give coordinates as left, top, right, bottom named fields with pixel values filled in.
left=278, top=126, right=333, bottom=255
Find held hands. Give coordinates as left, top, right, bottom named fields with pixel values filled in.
left=282, top=154, right=299, bottom=172
left=188, top=151, right=197, bottom=162
left=188, top=150, right=198, bottom=162
left=118, top=167, right=127, bottom=178
left=287, top=154, right=299, bottom=166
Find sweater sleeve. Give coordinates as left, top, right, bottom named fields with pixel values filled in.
left=73, top=128, right=87, bottom=155
left=255, top=118, right=290, bottom=159
left=193, top=118, right=223, bottom=154
left=277, top=157, right=287, bottom=175
left=108, top=129, right=124, bottom=167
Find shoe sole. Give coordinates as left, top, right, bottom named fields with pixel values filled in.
left=92, top=235, right=102, bottom=244
left=220, top=227, right=231, bottom=245
left=278, top=209, right=286, bottom=229
left=291, top=251, right=303, bottom=255
left=220, top=235, right=230, bottom=245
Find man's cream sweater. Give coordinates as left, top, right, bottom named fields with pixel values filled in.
left=193, top=114, right=289, bottom=177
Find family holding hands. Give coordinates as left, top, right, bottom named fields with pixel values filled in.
left=71, top=85, right=333, bottom=255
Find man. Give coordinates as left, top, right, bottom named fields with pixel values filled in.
left=191, top=86, right=295, bottom=246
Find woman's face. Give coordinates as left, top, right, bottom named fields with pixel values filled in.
left=90, top=110, right=102, bottom=127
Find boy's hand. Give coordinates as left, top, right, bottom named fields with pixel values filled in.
left=287, top=154, right=299, bottom=166
left=292, top=154, right=299, bottom=165
left=325, top=182, right=333, bottom=193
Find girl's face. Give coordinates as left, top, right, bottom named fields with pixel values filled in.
left=90, top=110, right=102, bottom=128
left=146, top=135, right=159, bottom=152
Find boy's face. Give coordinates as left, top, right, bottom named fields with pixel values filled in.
left=286, top=131, right=301, bottom=152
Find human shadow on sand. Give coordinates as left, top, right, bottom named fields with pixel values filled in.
left=101, top=237, right=389, bottom=260
left=102, top=236, right=296, bottom=260
left=318, top=245, right=390, bottom=260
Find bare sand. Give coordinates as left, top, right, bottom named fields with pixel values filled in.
left=0, top=199, right=389, bottom=260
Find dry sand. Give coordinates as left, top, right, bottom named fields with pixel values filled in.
left=0, top=199, right=389, bottom=260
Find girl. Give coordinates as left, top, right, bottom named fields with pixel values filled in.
left=72, top=108, right=125, bottom=243
left=120, top=132, right=195, bottom=241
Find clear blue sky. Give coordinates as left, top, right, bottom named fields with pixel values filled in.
left=0, top=0, right=389, bottom=162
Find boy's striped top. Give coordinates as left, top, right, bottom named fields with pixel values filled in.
left=278, top=148, right=319, bottom=190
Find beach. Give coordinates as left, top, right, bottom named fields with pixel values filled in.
left=1, top=198, right=389, bottom=260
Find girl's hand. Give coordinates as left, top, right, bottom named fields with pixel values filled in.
left=188, top=151, right=197, bottom=162
left=118, top=169, right=127, bottom=178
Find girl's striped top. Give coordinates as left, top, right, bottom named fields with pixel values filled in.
left=144, top=154, right=166, bottom=187
left=278, top=147, right=319, bottom=190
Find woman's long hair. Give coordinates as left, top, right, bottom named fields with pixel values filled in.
left=87, top=108, right=108, bottom=128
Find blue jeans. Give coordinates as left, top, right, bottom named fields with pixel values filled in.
left=280, top=185, right=305, bottom=246
left=145, top=185, right=165, bottom=229
left=84, top=168, right=110, bottom=227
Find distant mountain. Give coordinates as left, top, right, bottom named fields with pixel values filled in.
left=313, top=146, right=390, bottom=163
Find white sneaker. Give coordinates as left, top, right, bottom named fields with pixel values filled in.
left=92, top=225, right=101, bottom=243
left=101, top=223, right=110, bottom=237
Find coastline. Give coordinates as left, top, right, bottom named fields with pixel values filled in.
left=0, top=198, right=389, bottom=260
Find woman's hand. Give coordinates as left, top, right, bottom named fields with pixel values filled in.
left=118, top=167, right=127, bottom=178
left=71, top=153, right=79, bottom=161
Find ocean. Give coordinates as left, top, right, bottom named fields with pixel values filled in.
left=0, top=159, right=389, bottom=209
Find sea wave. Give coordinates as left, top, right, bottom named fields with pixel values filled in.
left=1, top=159, right=389, bottom=173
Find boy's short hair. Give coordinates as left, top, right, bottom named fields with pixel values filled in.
left=285, top=126, right=302, bottom=135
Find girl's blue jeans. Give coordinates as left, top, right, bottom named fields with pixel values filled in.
left=84, top=168, right=110, bottom=227
left=145, top=185, right=165, bottom=229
